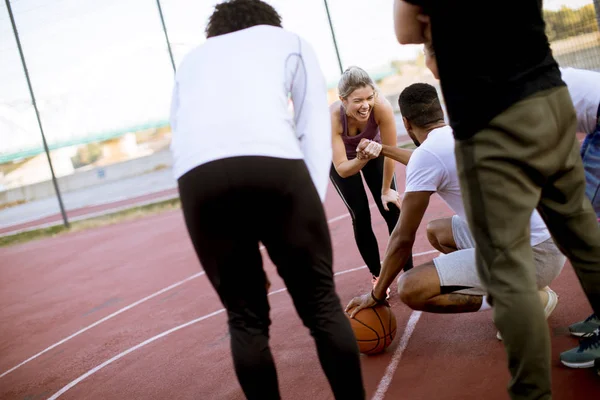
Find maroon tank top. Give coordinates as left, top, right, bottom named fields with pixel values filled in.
left=340, top=105, right=381, bottom=159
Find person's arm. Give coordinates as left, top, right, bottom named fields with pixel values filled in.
left=331, top=104, right=380, bottom=177
left=357, top=139, right=413, bottom=166
left=393, top=0, right=428, bottom=44
left=346, top=191, right=432, bottom=316
left=375, top=97, right=402, bottom=210
left=375, top=97, right=397, bottom=189
left=168, top=80, right=181, bottom=162
left=169, top=81, right=179, bottom=136
left=374, top=191, right=432, bottom=299
left=331, top=108, right=370, bottom=178
left=290, top=39, right=333, bottom=202
left=381, top=144, right=413, bottom=166
left=346, top=148, right=444, bottom=315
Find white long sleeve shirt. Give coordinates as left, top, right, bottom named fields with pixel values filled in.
left=169, top=25, right=332, bottom=202
left=560, top=67, right=600, bottom=135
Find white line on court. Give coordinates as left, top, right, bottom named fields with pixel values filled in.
left=0, top=271, right=205, bottom=380
left=371, top=311, right=423, bottom=400
left=46, top=308, right=227, bottom=400
left=46, top=249, right=438, bottom=400
left=0, top=204, right=380, bottom=379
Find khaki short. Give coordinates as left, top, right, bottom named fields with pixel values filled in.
left=432, top=215, right=566, bottom=295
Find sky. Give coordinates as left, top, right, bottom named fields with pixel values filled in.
left=0, top=0, right=595, bottom=156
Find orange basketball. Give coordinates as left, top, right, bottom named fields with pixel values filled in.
left=348, top=304, right=397, bottom=355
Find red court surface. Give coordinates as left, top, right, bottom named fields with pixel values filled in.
left=1, top=163, right=599, bottom=400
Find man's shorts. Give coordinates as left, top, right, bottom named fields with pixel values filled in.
left=433, top=215, right=566, bottom=295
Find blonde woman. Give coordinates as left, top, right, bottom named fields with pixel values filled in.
left=329, top=66, right=413, bottom=294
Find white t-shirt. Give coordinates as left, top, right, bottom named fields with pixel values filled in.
left=169, top=25, right=332, bottom=201
left=405, top=125, right=551, bottom=246
left=560, top=67, right=600, bottom=135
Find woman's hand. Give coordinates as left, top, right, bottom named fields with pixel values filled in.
left=356, top=139, right=382, bottom=160
left=381, top=188, right=402, bottom=212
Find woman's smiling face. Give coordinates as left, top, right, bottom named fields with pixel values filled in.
left=343, top=86, right=375, bottom=122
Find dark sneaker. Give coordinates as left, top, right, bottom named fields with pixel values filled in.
left=560, top=330, right=600, bottom=368
left=568, top=313, right=600, bottom=337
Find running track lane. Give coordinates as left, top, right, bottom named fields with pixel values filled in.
left=1, top=162, right=599, bottom=399
left=0, top=165, right=425, bottom=399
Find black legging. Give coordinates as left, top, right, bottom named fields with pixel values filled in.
left=178, top=156, right=365, bottom=400
left=330, top=155, right=413, bottom=276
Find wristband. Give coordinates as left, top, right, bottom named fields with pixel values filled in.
left=371, top=289, right=385, bottom=304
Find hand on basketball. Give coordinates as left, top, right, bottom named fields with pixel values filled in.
left=356, top=139, right=382, bottom=160
left=381, top=188, right=401, bottom=211
left=345, top=293, right=378, bottom=319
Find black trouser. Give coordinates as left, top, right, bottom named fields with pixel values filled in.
left=330, top=155, right=412, bottom=276
left=178, top=156, right=365, bottom=400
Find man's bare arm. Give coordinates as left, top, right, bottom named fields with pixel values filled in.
left=381, top=144, right=413, bottom=166
left=373, top=191, right=432, bottom=300
left=356, top=139, right=413, bottom=166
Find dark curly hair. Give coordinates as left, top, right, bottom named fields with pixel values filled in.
left=206, top=0, right=282, bottom=38
left=398, top=83, right=444, bottom=128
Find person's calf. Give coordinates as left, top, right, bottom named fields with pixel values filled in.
left=426, top=218, right=458, bottom=254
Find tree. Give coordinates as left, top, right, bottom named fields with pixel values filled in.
left=544, top=4, right=598, bottom=42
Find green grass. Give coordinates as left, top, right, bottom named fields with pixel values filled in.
left=0, top=199, right=27, bottom=211
left=0, top=197, right=181, bottom=248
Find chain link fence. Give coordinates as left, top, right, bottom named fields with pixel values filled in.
left=545, top=0, right=600, bottom=71
left=0, top=0, right=599, bottom=234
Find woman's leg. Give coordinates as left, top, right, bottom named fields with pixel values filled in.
left=329, top=164, right=382, bottom=276
left=362, top=157, right=413, bottom=272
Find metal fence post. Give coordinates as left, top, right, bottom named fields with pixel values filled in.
left=324, top=0, right=344, bottom=75
left=156, top=0, right=176, bottom=74
left=5, top=0, right=69, bottom=228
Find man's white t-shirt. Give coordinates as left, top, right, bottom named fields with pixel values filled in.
left=560, top=67, right=600, bottom=135
left=169, top=25, right=332, bottom=201
left=405, top=125, right=551, bottom=246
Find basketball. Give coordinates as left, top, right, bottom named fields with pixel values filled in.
left=348, top=304, right=397, bottom=355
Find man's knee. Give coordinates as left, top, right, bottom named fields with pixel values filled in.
left=427, top=218, right=455, bottom=253
left=427, top=219, right=446, bottom=248
left=397, top=262, right=441, bottom=310
left=397, top=271, right=426, bottom=309
left=426, top=221, right=442, bottom=249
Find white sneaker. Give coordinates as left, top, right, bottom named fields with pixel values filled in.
left=542, top=287, right=559, bottom=318
left=496, top=287, right=559, bottom=341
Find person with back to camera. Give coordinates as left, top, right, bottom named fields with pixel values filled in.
left=169, top=1, right=366, bottom=398
left=392, top=1, right=600, bottom=397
